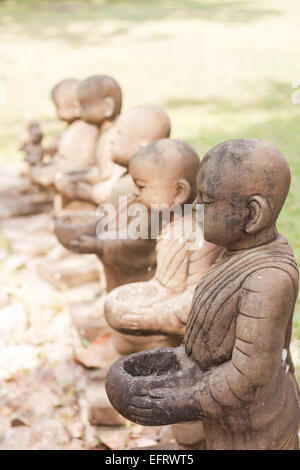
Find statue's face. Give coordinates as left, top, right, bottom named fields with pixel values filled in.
left=196, top=161, right=248, bottom=247
left=130, top=158, right=176, bottom=210
left=110, top=114, right=149, bottom=167
left=56, top=91, right=80, bottom=123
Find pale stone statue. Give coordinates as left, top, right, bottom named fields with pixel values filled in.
left=106, top=138, right=300, bottom=450
left=0, top=119, right=53, bottom=218
left=31, top=75, right=122, bottom=196
left=30, top=78, right=82, bottom=188
left=104, top=138, right=220, bottom=357
left=20, top=120, right=44, bottom=166
left=53, top=75, right=122, bottom=208
left=61, top=105, right=172, bottom=292
left=56, top=104, right=172, bottom=209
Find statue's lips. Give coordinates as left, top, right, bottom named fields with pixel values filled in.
left=105, top=348, right=180, bottom=422
left=54, top=212, right=100, bottom=249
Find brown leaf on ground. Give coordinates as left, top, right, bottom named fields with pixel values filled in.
left=74, top=333, right=119, bottom=369
left=99, top=430, right=129, bottom=450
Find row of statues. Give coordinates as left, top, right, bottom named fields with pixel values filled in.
left=4, top=74, right=299, bottom=449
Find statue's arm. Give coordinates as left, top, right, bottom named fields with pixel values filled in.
left=195, top=267, right=296, bottom=418
left=127, top=268, right=296, bottom=426
left=69, top=232, right=155, bottom=264
left=101, top=236, right=155, bottom=268
left=147, top=244, right=221, bottom=335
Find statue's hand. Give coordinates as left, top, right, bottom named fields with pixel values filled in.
left=69, top=234, right=103, bottom=255
left=76, top=181, right=93, bottom=201
left=60, top=180, right=78, bottom=199
left=128, top=384, right=202, bottom=426
left=119, top=312, right=152, bottom=331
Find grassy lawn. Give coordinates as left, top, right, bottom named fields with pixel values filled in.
left=0, top=0, right=300, bottom=377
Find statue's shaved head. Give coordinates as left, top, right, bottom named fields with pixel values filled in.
left=131, top=138, right=199, bottom=194
left=51, top=78, right=79, bottom=104
left=110, top=105, right=171, bottom=167
left=116, top=105, right=171, bottom=141
left=199, top=139, right=291, bottom=224
left=78, top=75, right=122, bottom=122
left=197, top=139, right=291, bottom=248
left=129, top=138, right=199, bottom=208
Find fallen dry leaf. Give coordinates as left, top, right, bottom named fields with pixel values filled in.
left=99, top=430, right=129, bottom=450
left=75, top=333, right=119, bottom=369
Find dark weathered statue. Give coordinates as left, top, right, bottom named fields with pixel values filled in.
left=106, top=138, right=300, bottom=450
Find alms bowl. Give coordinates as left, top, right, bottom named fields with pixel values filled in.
left=54, top=211, right=99, bottom=250
left=105, top=347, right=181, bottom=421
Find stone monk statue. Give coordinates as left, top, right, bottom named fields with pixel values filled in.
left=104, top=138, right=220, bottom=357
left=106, top=138, right=300, bottom=450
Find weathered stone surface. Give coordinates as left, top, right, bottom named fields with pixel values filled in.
left=105, top=138, right=300, bottom=450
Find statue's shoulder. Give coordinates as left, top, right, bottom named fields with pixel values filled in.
left=241, top=235, right=299, bottom=299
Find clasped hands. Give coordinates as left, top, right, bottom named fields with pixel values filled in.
left=62, top=180, right=93, bottom=201
left=69, top=233, right=103, bottom=256
left=127, top=347, right=204, bottom=426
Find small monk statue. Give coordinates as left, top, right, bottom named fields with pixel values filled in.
left=53, top=75, right=122, bottom=207
left=106, top=138, right=300, bottom=450
left=104, top=138, right=220, bottom=356
left=57, top=104, right=172, bottom=208
left=0, top=120, right=44, bottom=197
left=32, top=75, right=122, bottom=194
left=20, top=120, right=44, bottom=167
left=65, top=105, right=171, bottom=292
left=30, top=78, right=80, bottom=187
left=0, top=120, right=53, bottom=218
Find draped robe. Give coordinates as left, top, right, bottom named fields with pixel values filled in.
left=184, top=235, right=300, bottom=450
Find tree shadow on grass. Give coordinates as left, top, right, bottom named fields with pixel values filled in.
left=0, top=0, right=282, bottom=45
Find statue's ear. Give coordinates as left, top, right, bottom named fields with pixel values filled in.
left=103, top=97, right=115, bottom=118
left=245, top=195, right=271, bottom=234
left=174, top=178, right=191, bottom=205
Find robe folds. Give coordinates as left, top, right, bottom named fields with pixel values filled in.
left=184, top=235, right=300, bottom=450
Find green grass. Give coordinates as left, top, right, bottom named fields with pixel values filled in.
left=0, top=0, right=300, bottom=379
